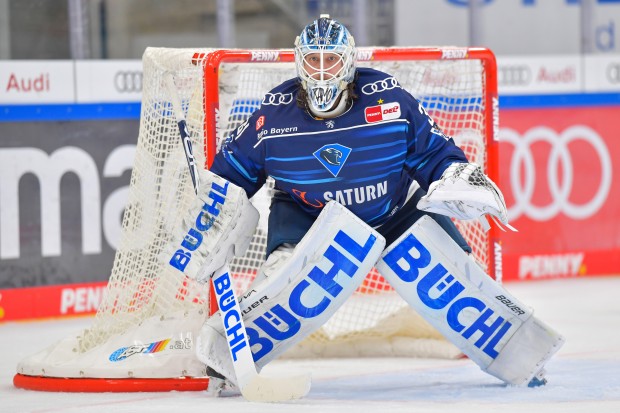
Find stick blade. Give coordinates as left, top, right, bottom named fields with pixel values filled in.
left=241, top=373, right=311, bottom=402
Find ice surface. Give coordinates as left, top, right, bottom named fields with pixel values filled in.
left=2, top=276, right=619, bottom=413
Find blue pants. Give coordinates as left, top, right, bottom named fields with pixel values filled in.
left=265, top=189, right=471, bottom=257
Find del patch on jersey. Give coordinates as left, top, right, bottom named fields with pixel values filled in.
left=364, top=102, right=401, bottom=123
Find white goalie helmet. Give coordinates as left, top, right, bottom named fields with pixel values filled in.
left=294, top=15, right=356, bottom=113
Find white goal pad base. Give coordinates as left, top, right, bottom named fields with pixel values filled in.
left=17, top=309, right=208, bottom=379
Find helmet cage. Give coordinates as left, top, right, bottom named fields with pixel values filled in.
left=295, top=17, right=356, bottom=113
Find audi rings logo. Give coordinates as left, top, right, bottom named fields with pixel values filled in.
left=262, top=92, right=293, bottom=106
left=501, top=126, right=612, bottom=221
left=498, top=65, right=532, bottom=87
left=114, top=71, right=142, bottom=93
left=361, top=77, right=401, bottom=95
left=606, top=63, right=620, bottom=84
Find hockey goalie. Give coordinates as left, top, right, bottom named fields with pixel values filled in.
left=165, top=15, right=564, bottom=401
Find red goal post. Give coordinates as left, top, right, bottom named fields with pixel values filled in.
left=14, top=46, right=501, bottom=393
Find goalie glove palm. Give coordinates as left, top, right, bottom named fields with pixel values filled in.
left=417, top=163, right=515, bottom=231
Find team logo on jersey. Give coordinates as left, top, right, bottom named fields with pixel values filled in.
left=325, top=120, right=335, bottom=129
left=256, top=115, right=265, bottom=130
left=364, top=102, right=401, bottom=123
left=313, top=144, right=352, bottom=177
left=292, top=189, right=324, bottom=208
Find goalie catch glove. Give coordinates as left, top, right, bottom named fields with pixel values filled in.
left=417, top=162, right=516, bottom=231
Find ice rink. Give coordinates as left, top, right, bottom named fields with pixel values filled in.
left=2, top=276, right=619, bottom=413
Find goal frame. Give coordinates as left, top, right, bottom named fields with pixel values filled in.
left=13, top=46, right=501, bottom=393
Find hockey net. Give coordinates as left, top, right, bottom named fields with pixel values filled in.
left=14, top=46, right=500, bottom=392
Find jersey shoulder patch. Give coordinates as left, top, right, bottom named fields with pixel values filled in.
left=356, top=68, right=402, bottom=97
left=261, top=78, right=298, bottom=108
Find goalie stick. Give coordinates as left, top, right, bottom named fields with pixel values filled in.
left=211, top=266, right=311, bottom=402
left=163, top=72, right=201, bottom=194
left=164, top=73, right=311, bottom=402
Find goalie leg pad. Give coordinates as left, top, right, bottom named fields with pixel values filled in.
left=163, top=169, right=259, bottom=282
left=197, top=201, right=386, bottom=386
left=375, top=215, right=564, bottom=386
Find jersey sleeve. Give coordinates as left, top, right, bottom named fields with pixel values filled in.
left=402, top=92, right=468, bottom=190
left=210, top=111, right=267, bottom=198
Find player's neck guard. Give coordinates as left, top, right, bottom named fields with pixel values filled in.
left=307, top=89, right=349, bottom=119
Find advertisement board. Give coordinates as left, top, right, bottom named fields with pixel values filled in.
left=0, top=120, right=137, bottom=289
left=0, top=61, right=74, bottom=103
left=499, top=106, right=619, bottom=281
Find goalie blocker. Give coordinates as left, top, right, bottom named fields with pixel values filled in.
left=376, top=215, right=564, bottom=386
left=163, top=169, right=259, bottom=283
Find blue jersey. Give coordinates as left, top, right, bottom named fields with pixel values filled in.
left=211, top=68, right=467, bottom=228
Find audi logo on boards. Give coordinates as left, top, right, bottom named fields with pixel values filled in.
left=606, top=63, right=620, bottom=84
left=498, top=65, right=532, bottom=87
left=114, top=71, right=142, bottom=93
left=501, top=125, right=612, bottom=221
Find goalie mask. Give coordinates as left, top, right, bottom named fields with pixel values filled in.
left=294, top=15, right=356, bottom=113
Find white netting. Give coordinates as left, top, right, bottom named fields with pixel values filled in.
left=77, top=48, right=215, bottom=353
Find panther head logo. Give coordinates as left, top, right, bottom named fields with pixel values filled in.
left=313, top=144, right=352, bottom=177
left=320, top=148, right=343, bottom=166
